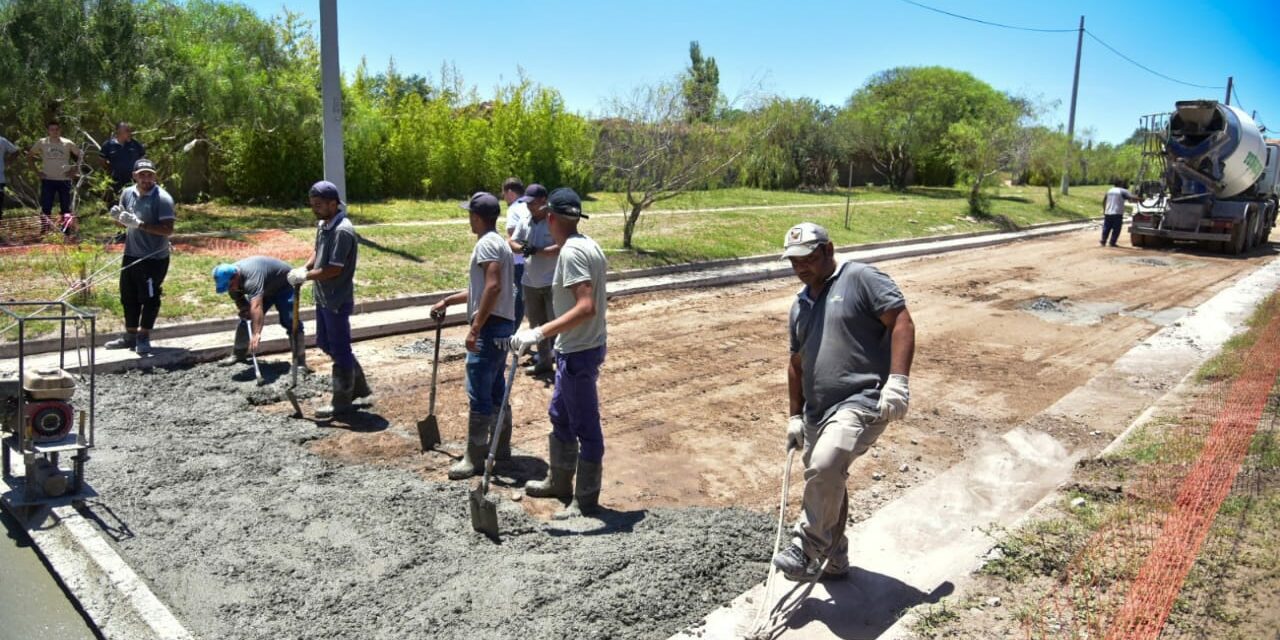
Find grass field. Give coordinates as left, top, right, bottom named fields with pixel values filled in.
left=1, top=184, right=1108, bottom=337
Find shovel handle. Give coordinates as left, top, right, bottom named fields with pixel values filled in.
left=427, top=316, right=442, bottom=414
left=290, top=285, right=302, bottom=388
left=479, top=349, right=521, bottom=494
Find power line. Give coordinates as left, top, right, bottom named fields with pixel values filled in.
left=1231, top=86, right=1245, bottom=112
left=1084, top=30, right=1225, bottom=90
left=894, top=0, right=1076, bottom=33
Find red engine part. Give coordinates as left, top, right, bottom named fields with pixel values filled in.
left=25, top=400, right=73, bottom=443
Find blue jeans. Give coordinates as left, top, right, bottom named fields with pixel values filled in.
left=549, top=345, right=607, bottom=463
left=465, top=317, right=516, bottom=415
left=269, top=287, right=296, bottom=331
left=315, top=302, right=354, bottom=369
left=39, top=179, right=72, bottom=214
left=513, top=263, right=526, bottom=328
left=1101, top=214, right=1123, bottom=246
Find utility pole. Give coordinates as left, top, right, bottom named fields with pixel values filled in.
left=1224, top=76, right=1233, bottom=105
left=1061, top=15, right=1084, bottom=197
left=320, top=0, right=346, bottom=199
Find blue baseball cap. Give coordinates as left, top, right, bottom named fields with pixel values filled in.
left=212, top=263, right=238, bottom=294
left=309, top=180, right=343, bottom=203
left=547, top=188, right=588, bottom=219
left=459, top=191, right=501, bottom=218
left=524, top=184, right=548, bottom=200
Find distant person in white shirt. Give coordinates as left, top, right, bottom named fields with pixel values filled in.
left=1102, top=180, right=1140, bottom=247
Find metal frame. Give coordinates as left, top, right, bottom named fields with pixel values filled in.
left=1, top=301, right=96, bottom=506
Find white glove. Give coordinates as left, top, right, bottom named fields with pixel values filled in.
left=287, top=267, right=308, bottom=287
left=117, top=210, right=142, bottom=229
left=786, top=415, right=805, bottom=451
left=877, top=374, right=911, bottom=422
left=108, top=205, right=123, bottom=221
left=509, top=327, right=544, bottom=355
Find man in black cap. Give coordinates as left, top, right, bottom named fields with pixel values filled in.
left=287, top=180, right=372, bottom=418
left=510, top=184, right=559, bottom=375
left=510, top=188, right=609, bottom=518
left=430, top=191, right=517, bottom=479
left=104, top=158, right=175, bottom=355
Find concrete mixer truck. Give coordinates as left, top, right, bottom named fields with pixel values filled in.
left=1129, top=100, right=1278, bottom=254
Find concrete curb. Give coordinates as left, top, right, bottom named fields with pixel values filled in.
left=1, top=215, right=1098, bottom=360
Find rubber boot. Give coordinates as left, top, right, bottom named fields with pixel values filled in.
left=220, top=321, right=250, bottom=366
left=524, top=435, right=577, bottom=499
left=351, top=361, right=374, bottom=409
left=448, top=411, right=492, bottom=480
left=315, top=366, right=355, bottom=419
left=495, top=406, right=513, bottom=461
left=554, top=460, right=602, bottom=519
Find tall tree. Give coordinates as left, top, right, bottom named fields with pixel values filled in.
left=682, top=41, right=719, bottom=123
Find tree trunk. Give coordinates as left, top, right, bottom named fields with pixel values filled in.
left=623, top=204, right=643, bottom=250
left=1046, top=182, right=1055, bottom=209
left=969, top=180, right=984, bottom=214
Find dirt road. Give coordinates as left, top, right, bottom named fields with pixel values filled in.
left=82, top=228, right=1275, bottom=639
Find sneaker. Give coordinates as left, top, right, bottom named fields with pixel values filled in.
left=104, top=335, right=136, bottom=350
left=772, top=543, right=819, bottom=582
left=134, top=334, right=152, bottom=355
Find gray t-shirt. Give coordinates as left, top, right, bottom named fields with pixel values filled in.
left=233, top=256, right=291, bottom=302
left=119, top=185, right=176, bottom=259
left=468, top=230, right=515, bottom=322
left=1104, top=187, right=1134, bottom=216
left=553, top=234, right=608, bottom=354
left=313, top=210, right=358, bottom=311
left=516, top=217, right=556, bottom=288
left=789, top=261, right=906, bottom=425
left=0, top=136, right=17, bottom=183
left=505, top=201, right=530, bottom=266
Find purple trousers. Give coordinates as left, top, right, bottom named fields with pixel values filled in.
left=315, top=302, right=355, bottom=369
left=549, top=345, right=606, bottom=463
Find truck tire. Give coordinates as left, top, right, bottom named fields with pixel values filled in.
left=1228, top=223, right=1247, bottom=255
left=1130, top=232, right=1146, bottom=248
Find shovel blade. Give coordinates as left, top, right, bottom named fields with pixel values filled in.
left=285, top=389, right=304, bottom=419
left=469, top=484, right=499, bottom=537
left=416, top=414, right=442, bottom=452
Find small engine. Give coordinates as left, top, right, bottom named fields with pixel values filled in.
left=0, top=367, right=77, bottom=444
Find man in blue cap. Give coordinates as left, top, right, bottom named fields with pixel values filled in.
left=431, top=191, right=517, bottom=479
left=510, top=188, right=608, bottom=518
left=213, top=257, right=306, bottom=370
left=286, top=181, right=372, bottom=418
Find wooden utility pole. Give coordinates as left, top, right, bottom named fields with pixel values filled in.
left=1061, top=15, right=1084, bottom=197
left=1224, top=76, right=1233, bottom=105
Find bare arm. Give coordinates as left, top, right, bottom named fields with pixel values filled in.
left=534, top=280, right=595, bottom=339
left=880, top=306, right=915, bottom=376
left=787, top=352, right=804, bottom=417
left=138, top=220, right=174, bottom=238
left=469, top=260, right=503, bottom=338
left=248, top=296, right=265, bottom=350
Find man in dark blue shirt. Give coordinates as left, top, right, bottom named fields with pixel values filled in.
left=99, top=122, right=145, bottom=198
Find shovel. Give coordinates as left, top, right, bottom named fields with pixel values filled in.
left=284, top=285, right=305, bottom=418
left=469, top=346, right=521, bottom=538
left=415, top=316, right=444, bottom=451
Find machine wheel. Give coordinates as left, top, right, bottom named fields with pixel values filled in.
left=1227, top=223, right=1247, bottom=255
left=1130, top=232, right=1146, bottom=248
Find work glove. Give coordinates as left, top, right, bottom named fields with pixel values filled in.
left=116, top=210, right=142, bottom=229
left=521, top=243, right=538, bottom=258
left=877, top=374, right=911, bottom=423
left=108, top=205, right=123, bottom=221
left=509, top=327, right=544, bottom=355
left=287, top=267, right=308, bottom=287
left=786, top=415, right=805, bottom=451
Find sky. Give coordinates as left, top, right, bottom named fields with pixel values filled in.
left=240, top=0, right=1279, bottom=144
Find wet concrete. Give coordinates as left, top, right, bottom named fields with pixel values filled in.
left=85, top=363, right=772, bottom=639
left=0, top=509, right=99, bottom=639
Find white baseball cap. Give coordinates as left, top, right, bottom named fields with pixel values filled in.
left=781, top=222, right=830, bottom=258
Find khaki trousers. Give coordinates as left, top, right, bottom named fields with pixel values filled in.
left=795, top=407, right=887, bottom=571
left=523, top=284, right=556, bottom=368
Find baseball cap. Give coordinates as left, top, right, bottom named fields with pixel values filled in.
left=459, top=191, right=501, bottom=218
left=212, top=263, right=238, bottom=294
left=547, top=188, right=588, bottom=219
left=309, top=180, right=343, bottom=202
left=133, top=158, right=157, bottom=174
left=781, top=222, right=830, bottom=259
left=524, top=184, right=548, bottom=200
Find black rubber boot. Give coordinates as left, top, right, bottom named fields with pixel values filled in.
left=448, top=412, right=491, bottom=480
left=495, top=406, right=513, bottom=461
left=351, top=361, right=373, bottom=408
left=524, top=435, right=577, bottom=499
left=554, top=460, right=601, bottom=519
left=316, top=365, right=355, bottom=419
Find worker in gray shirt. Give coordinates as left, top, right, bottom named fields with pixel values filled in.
left=772, top=222, right=916, bottom=582
left=212, top=256, right=306, bottom=369
left=510, top=184, right=559, bottom=376
left=104, top=159, right=175, bottom=356
left=1101, top=179, right=1140, bottom=247
left=286, top=181, right=371, bottom=418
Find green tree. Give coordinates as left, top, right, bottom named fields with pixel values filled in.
left=944, top=94, right=1033, bottom=213
left=1026, top=127, right=1069, bottom=209
left=682, top=41, right=719, bottom=123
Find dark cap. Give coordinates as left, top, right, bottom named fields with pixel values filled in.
left=459, top=191, right=501, bottom=218
left=547, top=188, right=588, bottom=219
left=309, top=180, right=343, bottom=202
left=133, top=158, right=157, bottom=174
left=524, top=184, right=548, bottom=200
